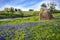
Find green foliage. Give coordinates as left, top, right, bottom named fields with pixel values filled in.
left=40, top=2, right=57, bottom=14
left=15, top=8, right=18, bottom=12
left=0, top=8, right=25, bottom=18
left=29, top=9, right=34, bottom=11
left=33, top=11, right=39, bottom=16
left=49, top=3, right=56, bottom=13
left=0, top=8, right=39, bottom=18
left=41, top=3, right=47, bottom=9
left=25, top=23, right=59, bottom=40
left=0, top=21, right=60, bottom=40
left=4, top=7, right=14, bottom=14
left=17, top=9, right=24, bottom=17
left=53, top=10, right=60, bottom=13
left=14, top=30, right=25, bottom=40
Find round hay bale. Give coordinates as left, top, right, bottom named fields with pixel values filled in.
left=40, top=9, right=53, bottom=20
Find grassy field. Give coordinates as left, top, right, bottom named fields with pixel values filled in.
left=0, top=13, right=60, bottom=25
left=0, top=13, right=60, bottom=40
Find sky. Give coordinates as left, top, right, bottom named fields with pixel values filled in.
left=0, top=0, right=60, bottom=11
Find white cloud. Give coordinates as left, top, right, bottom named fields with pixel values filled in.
left=30, top=0, right=60, bottom=11
left=0, top=0, right=60, bottom=11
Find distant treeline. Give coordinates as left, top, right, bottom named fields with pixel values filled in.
left=0, top=7, right=39, bottom=19
left=0, top=7, right=60, bottom=19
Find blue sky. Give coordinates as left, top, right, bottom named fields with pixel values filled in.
left=0, top=0, right=41, bottom=7
left=0, top=0, right=60, bottom=11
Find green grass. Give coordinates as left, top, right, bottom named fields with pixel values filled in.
left=0, top=16, right=39, bottom=24
left=0, top=20, right=60, bottom=40
left=25, top=23, right=60, bottom=40
left=0, top=13, right=60, bottom=40
left=0, top=13, right=60, bottom=25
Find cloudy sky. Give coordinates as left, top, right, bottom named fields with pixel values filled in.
left=0, top=0, right=60, bottom=11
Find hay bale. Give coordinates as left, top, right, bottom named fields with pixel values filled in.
left=40, top=9, right=53, bottom=20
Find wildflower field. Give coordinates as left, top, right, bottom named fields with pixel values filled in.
left=0, top=13, right=60, bottom=40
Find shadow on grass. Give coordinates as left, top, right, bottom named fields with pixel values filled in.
left=52, top=17, right=60, bottom=22
left=53, top=17, right=60, bottom=20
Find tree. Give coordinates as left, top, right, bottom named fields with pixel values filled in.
left=15, top=8, right=18, bottom=12
left=49, top=3, right=56, bottom=13
left=29, top=9, right=34, bottom=11
left=17, top=9, right=24, bottom=17
left=4, top=7, right=14, bottom=14
left=41, top=3, right=47, bottom=9
left=4, top=8, right=9, bottom=14
left=41, top=2, right=56, bottom=13
left=9, top=7, right=14, bottom=14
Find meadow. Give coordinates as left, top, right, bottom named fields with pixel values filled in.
left=0, top=11, right=60, bottom=40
